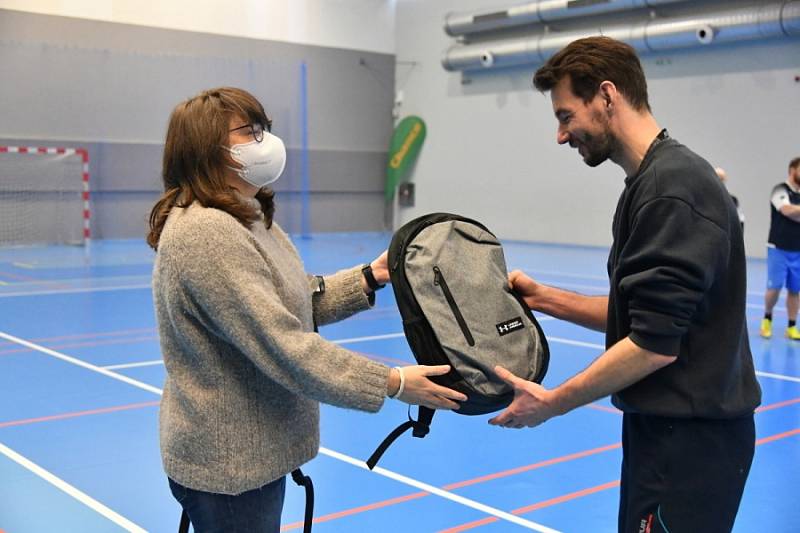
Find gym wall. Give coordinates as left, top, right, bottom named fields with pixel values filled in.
left=395, top=0, right=800, bottom=258
left=0, top=7, right=394, bottom=239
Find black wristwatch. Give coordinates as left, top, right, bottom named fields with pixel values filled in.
left=361, top=264, right=386, bottom=291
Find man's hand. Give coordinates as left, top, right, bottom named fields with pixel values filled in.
left=508, top=270, right=541, bottom=309
left=488, top=365, right=562, bottom=429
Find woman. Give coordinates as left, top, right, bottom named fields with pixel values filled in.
left=147, top=87, right=466, bottom=532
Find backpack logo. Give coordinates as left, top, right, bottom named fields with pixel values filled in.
left=496, top=317, right=524, bottom=336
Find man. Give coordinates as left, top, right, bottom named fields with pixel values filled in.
left=760, top=157, right=800, bottom=340
left=715, top=167, right=745, bottom=230
left=489, top=37, right=761, bottom=532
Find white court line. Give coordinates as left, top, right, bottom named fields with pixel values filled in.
left=546, top=336, right=800, bottom=384
left=320, top=447, right=561, bottom=533
left=0, top=284, right=151, bottom=298
left=547, top=336, right=605, bottom=350
left=754, top=371, right=800, bottom=384
left=0, top=441, right=147, bottom=532
left=105, top=360, right=164, bottom=370
left=330, top=332, right=406, bottom=344
left=0, top=331, right=161, bottom=395
left=102, top=333, right=409, bottom=370
left=103, top=322, right=555, bottom=370
left=4, top=330, right=561, bottom=532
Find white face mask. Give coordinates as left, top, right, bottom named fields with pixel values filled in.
left=226, top=132, right=287, bottom=188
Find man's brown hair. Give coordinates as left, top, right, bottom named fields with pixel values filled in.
left=790, top=157, right=800, bottom=173
left=533, top=36, right=651, bottom=112
left=146, top=87, right=276, bottom=250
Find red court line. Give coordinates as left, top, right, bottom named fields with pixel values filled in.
left=0, top=401, right=160, bottom=429
left=442, top=443, right=621, bottom=490
left=559, top=396, right=800, bottom=417
left=0, top=327, right=157, bottom=348
left=280, top=442, right=622, bottom=531
left=287, top=422, right=800, bottom=532
left=439, top=426, right=800, bottom=532
left=438, top=480, right=621, bottom=533
left=0, top=335, right=159, bottom=356
left=586, top=403, right=622, bottom=415
left=280, top=492, right=430, bottom=531
left=755, top=396, right=800, bottom=413
left=756, top=427, right=800, bottom=445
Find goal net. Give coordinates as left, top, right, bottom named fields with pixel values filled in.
left=0, top=146, right=90, bottom=246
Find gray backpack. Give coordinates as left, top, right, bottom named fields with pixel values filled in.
left=367, top=213, right=549, bottom=469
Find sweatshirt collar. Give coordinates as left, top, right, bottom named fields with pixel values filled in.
left=625, top=128, right=670, bottom=186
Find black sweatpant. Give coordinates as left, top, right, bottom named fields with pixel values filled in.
left=618, top=413, right=755, bottom=533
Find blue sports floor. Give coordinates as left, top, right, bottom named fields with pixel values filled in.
left=0, top=234, right=798, bottom=532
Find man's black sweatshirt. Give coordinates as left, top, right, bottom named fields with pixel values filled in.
left=607, top=133, right=761, bottom=418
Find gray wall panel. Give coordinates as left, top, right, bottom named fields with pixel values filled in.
left=275, top=192, right=386, bottom=235
left=0, top=9, right=393, bottom=241
left=92, top=191, right=159, bottom=240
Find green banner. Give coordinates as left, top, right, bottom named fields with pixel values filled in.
left=385, top=116, right=426, bottom=202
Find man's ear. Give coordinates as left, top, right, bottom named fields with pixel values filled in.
left=599, top=80, right=615, bottom=108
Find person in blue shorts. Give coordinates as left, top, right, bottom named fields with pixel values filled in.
left=761, top=157, right=800, bottom=339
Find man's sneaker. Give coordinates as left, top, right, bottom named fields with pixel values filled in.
left=787, top=326, right=800, bottom=340
left=760, top=318, right=772, bottom=338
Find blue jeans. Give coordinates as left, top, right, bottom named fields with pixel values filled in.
left=169, top=476, right=286, bottom=533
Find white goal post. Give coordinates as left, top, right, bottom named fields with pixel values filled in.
left=0, top=146, right=91, bottom=246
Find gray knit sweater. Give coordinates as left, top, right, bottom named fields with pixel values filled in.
left=153, top=200, right=390, bottom=495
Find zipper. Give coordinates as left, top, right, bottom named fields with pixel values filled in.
left=433, top=266, right=475, bottom=346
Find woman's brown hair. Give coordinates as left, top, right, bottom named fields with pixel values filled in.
left=146, top=87, right=276, bottom=250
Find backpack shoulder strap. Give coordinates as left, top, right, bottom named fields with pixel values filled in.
left=366, top=407, right=436, bottom=470
left=290, top=468, right=314, bottom=533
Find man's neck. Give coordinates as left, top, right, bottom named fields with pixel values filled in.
left=610, top=110, right=662, bottom=177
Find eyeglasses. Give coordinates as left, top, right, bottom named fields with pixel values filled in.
left=229, top=122, right=267, bottom=143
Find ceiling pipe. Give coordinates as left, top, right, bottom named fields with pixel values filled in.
left=444, top=0, right=687, bottom=37
left=442, top=1, right=800, bottom=72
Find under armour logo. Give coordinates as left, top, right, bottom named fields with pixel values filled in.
left=496, top=317, right=524, bottom=336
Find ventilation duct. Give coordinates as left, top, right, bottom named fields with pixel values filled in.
left=445, top=0, right=686, bottom=37
left=442, top=1, right=800, bottom=72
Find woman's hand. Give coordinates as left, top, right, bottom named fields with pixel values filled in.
left=389, top=365, right=467, bottom=410
left=370, top=250, right=390, bottom=286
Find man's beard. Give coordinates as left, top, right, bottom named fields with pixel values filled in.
left=580, top=112, right=616, bottom=167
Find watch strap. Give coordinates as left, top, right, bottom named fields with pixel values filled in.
left=361, top=264, right=385, bottom=291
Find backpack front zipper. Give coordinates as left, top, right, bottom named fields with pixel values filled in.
left=433, top=266, right=475, bottom=346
